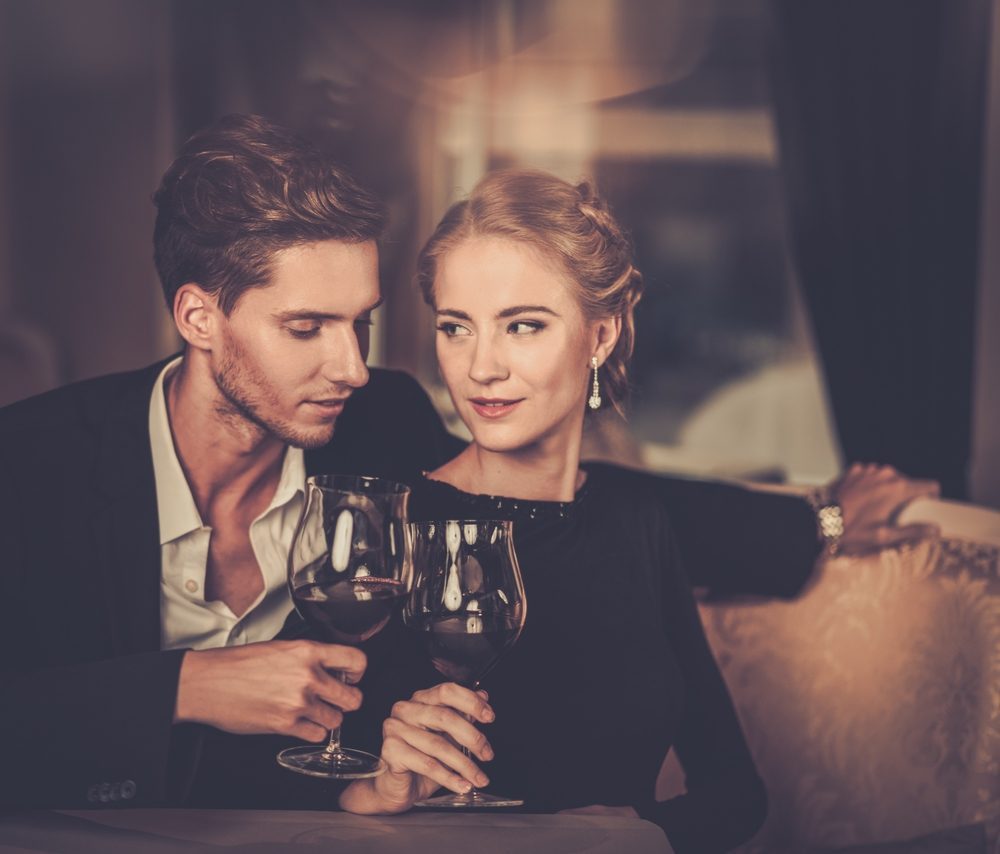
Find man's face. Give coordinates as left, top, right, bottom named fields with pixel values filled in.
left=213, top=239, right=380, bottom=449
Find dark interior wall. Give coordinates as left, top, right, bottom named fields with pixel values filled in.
left=2, top=0, right=173, bottom=385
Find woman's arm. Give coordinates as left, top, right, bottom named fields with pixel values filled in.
left=591, top=461, right=938, bottom=600
left=636, top=511, right=768, bottom=853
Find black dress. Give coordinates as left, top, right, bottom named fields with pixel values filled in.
left=390, top=462, right=767, bottom=854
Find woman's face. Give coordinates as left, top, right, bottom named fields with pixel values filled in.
left=433, top=235, right=612, bottom=457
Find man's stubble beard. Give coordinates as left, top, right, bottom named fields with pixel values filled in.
left=214, top=342, right=337, bottom=451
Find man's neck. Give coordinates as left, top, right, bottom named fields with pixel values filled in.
left=165, top=355, right=286, bottom=521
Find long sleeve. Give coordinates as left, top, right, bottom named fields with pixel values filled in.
left=0, top=454, right=195, bottom=808
left=0, top=369, right=207, bottom=809
left=636, top=511, right=767, bottom=852
left=597, top=464, right=821, bottom=599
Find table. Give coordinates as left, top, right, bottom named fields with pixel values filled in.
left=0, top=808, right=674, bottom=853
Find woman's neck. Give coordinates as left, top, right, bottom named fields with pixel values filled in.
left=430, top=433, right=585, bottom=503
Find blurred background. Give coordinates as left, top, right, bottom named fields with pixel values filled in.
left=0, top=0, right=997, bottom=506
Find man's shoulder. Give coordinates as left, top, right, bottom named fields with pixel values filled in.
left=336, top=367, right=443, bottom=433
left=0, top=360, right=165, bottom=448
left=347, top=367, right=430, bottom=408
left=309, top=368, right=457, bottom=481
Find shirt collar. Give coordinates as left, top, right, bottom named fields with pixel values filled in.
left=148, top=356, right=306, bottom=546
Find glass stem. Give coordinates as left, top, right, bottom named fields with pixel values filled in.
left=462, top=689, right=479, bottom=799
left=323, top=671, right=346, bottom=758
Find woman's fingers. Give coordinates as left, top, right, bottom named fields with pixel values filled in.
left=382, top=724, right=488, bottom=792
left=384, top=714, right=491, bottom=783
left=410, top=682, right=495, bottom=725
left=390, top=701, right=494, bottom=761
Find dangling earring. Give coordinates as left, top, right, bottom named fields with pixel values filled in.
left=588, top=356, right=602, bottom=410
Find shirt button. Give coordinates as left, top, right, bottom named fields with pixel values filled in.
left=184, top=579, right=199, bottom=593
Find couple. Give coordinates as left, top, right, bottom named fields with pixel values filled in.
left=0, top=114, right=933, bottom=852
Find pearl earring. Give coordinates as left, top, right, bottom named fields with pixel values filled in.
left=588, top=356, right=602, bottom=410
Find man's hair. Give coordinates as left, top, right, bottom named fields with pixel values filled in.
left=153, top=114, right=386, bottom=314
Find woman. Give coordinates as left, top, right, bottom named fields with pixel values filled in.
left=341, top=170, right=766, bottom=852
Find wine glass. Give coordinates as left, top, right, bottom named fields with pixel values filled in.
left=405, top=519, right=527, bottom=808
left=277, top=474, right=412, bottom=780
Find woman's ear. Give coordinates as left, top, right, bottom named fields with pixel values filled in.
left=173, top=284, right=218, bottom=352
left=591, top=315, right=622, bottom=366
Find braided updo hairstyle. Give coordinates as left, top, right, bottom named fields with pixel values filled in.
left=415, top=169, right=644, bottom=415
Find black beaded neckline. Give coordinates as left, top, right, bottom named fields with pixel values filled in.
left=418, top=471, right=590, bottom=524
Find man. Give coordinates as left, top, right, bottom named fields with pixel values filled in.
left=0, top=114, right=453, bottom=809
left=0, top=114, right=934, bottom=811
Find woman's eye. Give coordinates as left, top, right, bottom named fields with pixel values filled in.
left=287, top=326, right=321, bottom=339
left=508, top=320, right=544, bottom=335
left=437, top=322, right=471, bottom=337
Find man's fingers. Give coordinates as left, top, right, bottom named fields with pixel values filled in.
left=304, top=698, right=345, bottom=733
left=289, top=719, right=329, bottom=743
left=314, top=670, right=363, bottom=712
left=315, top=643, right=367, bottom=683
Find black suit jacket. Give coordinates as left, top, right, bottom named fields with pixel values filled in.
left=0, top=359, right=817, bottom=810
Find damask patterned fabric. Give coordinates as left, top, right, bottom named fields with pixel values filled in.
left=673, top=537, right=1000, bottom=852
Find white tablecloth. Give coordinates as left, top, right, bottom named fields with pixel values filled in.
left=0, top=808, right=673, bottom=853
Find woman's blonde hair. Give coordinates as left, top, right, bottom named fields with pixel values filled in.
left=415, top=169, right=643, bottom=414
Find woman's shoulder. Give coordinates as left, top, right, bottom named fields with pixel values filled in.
left=582, top=461, right=670, bottom=514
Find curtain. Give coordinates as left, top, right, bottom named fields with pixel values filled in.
left=769, top=0, right=992, bottom=498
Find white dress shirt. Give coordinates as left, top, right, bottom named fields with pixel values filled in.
left=150, top=358, right=305, bottom=651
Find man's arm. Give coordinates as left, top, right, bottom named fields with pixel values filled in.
left=0, top=446, right=367, bottom=809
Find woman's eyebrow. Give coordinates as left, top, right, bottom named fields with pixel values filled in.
left=496, top=305, right=559, bottom=319
left=436, top=305, right=560, bottom=320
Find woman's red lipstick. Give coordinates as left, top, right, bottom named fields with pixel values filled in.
left=469, top=397, right=522, bottom=419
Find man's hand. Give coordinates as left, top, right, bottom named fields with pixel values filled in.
left=174, top=640, right=366, bottom=741
left=340, top=683, right=494, bottom=815
left=833, top=463, right=940, bottom=555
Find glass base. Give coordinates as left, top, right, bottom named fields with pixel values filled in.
left=414, top=790, right=524, bottom=809
left=276, top=745, right=385, bottom=780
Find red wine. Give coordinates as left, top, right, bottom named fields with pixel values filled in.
left=418, top=615, right=521, bottom=687
left=293, top=578, right=406, bottom=644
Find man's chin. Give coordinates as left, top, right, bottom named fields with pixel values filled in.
left=280, top=421, right=338, bottom=450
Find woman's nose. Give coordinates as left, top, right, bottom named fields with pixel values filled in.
left=468, top=337, right=509, bottom=385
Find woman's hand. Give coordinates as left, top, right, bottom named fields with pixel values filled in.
left=339, top=682, right=495, bottom=815
left=833, top=463, right=940, bottom=555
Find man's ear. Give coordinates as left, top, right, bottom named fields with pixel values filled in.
left=173, top=284, right=218, bottom=352
left=591, top=314, right=622, bottom=367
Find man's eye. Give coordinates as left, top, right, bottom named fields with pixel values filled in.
left=287, top=326, right=320, bottom=339
left=355, top=316, right=374, bottom=328
left=437, top=322, right=471, bottom=337
left=508, top=320, right=544, bottom=335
